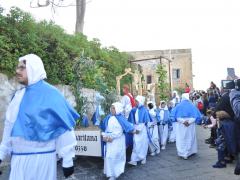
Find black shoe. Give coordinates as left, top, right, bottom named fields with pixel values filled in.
left=209, top=144, right=216, bottom=148
left=225, top=159, right=233, bottom=164
left=234, top=168, right=240, bottom=175
left=212, top=162, right=226, bottom=168
left=205, top=139, right=212, bottom=144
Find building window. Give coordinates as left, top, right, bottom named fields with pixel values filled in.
left=173, top=69, right=180, bottom=79
left=147, top=75, right=152, bottom=84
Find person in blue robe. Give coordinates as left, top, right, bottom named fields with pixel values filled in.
left=100, top=102, right=134, bottom=180
left=171, top=93, right=202, bottom=160
left=147, top=101, right=161, bottom=156
left=156, top=101, right=170, bottom=150
left=128, top=96, right=150, bottom=166
left=0, top=54, right=79, bottom=180
left=92, top=93, right=105, bottom=126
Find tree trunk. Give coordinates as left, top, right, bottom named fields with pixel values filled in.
left=75, top=0, right=86, bottom=33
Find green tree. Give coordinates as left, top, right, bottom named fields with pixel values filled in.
left=156, top=64, right=169, bottom=101
left=0, top=7, right=131, bottom=89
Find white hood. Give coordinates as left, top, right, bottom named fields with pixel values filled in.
left=112, top=102, right=124, bottom=115
left=19, top=54, right=47, bottom=86
left=181, top=93, right=190, bottom=101
left=135, top=95, right=145, bottom=106
left=159, top=101, right=168, bottom=110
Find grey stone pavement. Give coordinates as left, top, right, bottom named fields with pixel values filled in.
left=1, top=126, right=240, bottom=180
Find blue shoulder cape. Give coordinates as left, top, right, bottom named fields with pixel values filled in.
left=81, top=115, right=89, bottom=127
left=128, top=105, right=151, bottom=124
left=100, top=114, right=134, bottom=133
left=170, top=100, right=202, bottom=124
left=100, top=114, right=134, bottom=149
left=11, top=80, right=80, bottom=141
left=156, top=108, right=170, bottom=123
left=91, top=105, right=100, bottom=126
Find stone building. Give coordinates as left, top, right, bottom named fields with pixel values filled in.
left=127, top=49, right=193, bottom=99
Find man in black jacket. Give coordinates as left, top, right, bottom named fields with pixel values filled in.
left=230, top=88, right=240, bottom=175
left=212, top=91, right=236, bottom=168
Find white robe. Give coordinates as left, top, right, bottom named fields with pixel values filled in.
left=176, top=118, right=197, bottom=158
left=131, top=109, right=149, bottom=162
left=169, top=100, right=177, bottom=143
left=168, top=122, right=177, bottom=143
left=159, top=124, right=168, bottom=147
left=148, top=109, right=160, bottom=154
left=158, top=109, right=169, bottom=147
left=103, top=116, right=126, bottom=178
left=0, top=89, right=76, bottom=180
left=148, top=124, right=160, bottom=154
left=121, top=95, right=132, bottom=119
left=171, top=97, right=179, bottom=107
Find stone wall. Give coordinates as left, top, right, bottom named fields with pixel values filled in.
left=0, top=73, right=98, bottom=141
left=0, top=74, right=19, bottom=141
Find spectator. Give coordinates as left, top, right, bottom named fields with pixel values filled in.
left=212, top=92, right=236, bottom=169
left=230, top=88, right=240, bottom=175
left=208, top=82, right=220, bottom=100
left=196, top=94, right=204, bottom=114
left=185, top=83, right=191, bottom=93
left=209, top=92, right=217, bottom=109
left=203, top=110, right=217, bottom=148
left=202, top=93, right=209, bottom=116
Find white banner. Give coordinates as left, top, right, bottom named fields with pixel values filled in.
left=75, top=129, right=102, bottom=157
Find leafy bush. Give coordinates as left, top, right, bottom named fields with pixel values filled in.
left=0, top=7, right=131, bottom=89
left=72, top=55, right=118, bottom=126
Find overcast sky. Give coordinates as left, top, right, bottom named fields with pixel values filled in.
left=1, top=0, right=240, bottom=90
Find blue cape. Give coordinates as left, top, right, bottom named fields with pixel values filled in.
left=128, top=105, right=151, bottom=124
left=170, top=100, right=202, bottom=124
left=91, top=105, right=100, bottom=125
left=81, top=115, right=89, bottom=127
left=100, top=114, right=134, bottom=133
left=100, top=114, right=134, bottom=149
left=11, top=80, right=80, bottom=141
left=156, top=108, right=170, bottom=124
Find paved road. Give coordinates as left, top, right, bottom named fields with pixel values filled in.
left=1, top=126, right=239, bottom=180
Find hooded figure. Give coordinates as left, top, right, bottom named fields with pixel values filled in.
left=128, top=96, right=150, bottom=166
left=101, top=102, right=134, bottom=180
left=0, top=54, right=79, bottom=180
left=157, top=101, right=170, bottom=150
left=171, top=91, right=180, bottom=107
left=147, top=101, right=160, bottom=156
left=169, top=91, right=180, bottom=143
left=171, top=93, right=202, bottom=160
left=92, top=93, right=105, bottom=126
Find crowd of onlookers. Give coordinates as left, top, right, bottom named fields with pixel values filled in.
left=189, top=81, right=240, bottom=175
